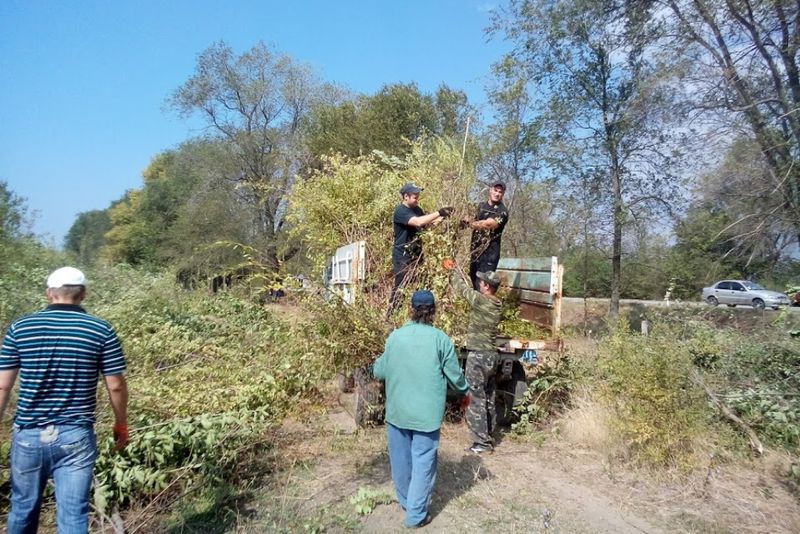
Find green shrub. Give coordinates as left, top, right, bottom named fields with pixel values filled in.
left=712, top=336, right=800, bottom=452
left=512, top=352, right=574, bottom=434
left=598, top=321, right=710, bottom=467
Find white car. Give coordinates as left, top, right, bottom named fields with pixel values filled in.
left=701, top=280, right=790, bottom=310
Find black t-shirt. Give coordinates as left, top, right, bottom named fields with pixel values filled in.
left=393, top=203, right=425, bottom=261
left=470, top=201, right=509, bottom=262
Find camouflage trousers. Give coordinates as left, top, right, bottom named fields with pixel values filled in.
left=465, top=350, right=497, bottom=447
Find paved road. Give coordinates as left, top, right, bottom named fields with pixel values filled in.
left=562, top=296, right=798, bottom=312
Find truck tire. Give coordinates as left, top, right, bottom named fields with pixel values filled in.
left=353, top=366, right=384, bottom=427
left=337, top=371, right=354, bottom=393
left=495, top=362, right=527, bottom=427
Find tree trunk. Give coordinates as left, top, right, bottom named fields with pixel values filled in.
left=610, top=162, right=622, bottom=321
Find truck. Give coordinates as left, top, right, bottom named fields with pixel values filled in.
left=491, top=256, right=564, bottom=425
left=326, top=243, right=564, bottom=426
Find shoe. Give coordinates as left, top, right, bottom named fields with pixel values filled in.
left=407, top=513, right=432, bottom=528
left=468, top=443, right=493, bottom=454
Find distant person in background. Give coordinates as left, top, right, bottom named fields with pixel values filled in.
left=372, top=290, right=469, bottom=528
left=465, top=181, right=509, bottom=290
left=390, top=182, right=453, bottom=312
left=0, top=267, right=129, bottom=534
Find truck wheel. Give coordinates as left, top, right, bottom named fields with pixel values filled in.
left=337, top=371, right=354, bottom=393
left=353, top=366, right=384, bottom=427
left=495, top=363, right=527, bottom=427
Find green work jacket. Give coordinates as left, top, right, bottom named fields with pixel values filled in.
left=372, top=322, right=469, bottom=432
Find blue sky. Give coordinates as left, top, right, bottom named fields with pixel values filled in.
left=0, top=0, right=507, bottom=245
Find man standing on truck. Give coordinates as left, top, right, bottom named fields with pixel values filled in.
left=0, top=267, right=129, bottom=534
left=372, top=290, right=469, bottom=528
left=465, top=181, right=509, bottom=290
left=443, top=259, right=502, bottom=454
left=390, top=182, right=453, bottom=311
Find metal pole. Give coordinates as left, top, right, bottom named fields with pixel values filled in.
left=458, top=116, right=471, bottom=178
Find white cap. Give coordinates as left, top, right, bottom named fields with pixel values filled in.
left=46, top=267, right=87, bottom=288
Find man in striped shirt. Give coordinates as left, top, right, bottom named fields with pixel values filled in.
left=0, top=266, right=129, bottom=534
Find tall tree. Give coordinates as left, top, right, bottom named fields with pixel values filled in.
left=100, top=140, right=253, bottom=274
left=304, top=82, right=474, bottom=161
left=658, top=0, right=800, bottom=246
left=65, top=209, right=111, bottom=265
left=491, top=0, right=680, bottom=317
left=667, top=137, right=796, bottom=296
left=170, top=41, right=323, bottom=269
left=482, top=56, right=557, bottom=258
left=0, top=181, right=31, bottom=241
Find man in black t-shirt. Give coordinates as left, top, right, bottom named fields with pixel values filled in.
left=467, top=181, right=509, bottom=290
left=389, top=182, right=453, bottom=311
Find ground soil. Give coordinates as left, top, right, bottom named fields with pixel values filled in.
left=216, top=300, right=800, bottom=533
left=224, top=382, right=800, bottom=534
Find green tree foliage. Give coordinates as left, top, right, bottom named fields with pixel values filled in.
left=65, top=209, right=111, bottom=266
left=170, top=41, right=327, bottom=269
left=304, top=83, right=472, bottom=160
left=561, top=246, right=611, bottom=298
left=0, top=183, right=62, bottom=330
left=103, top=151, right=198, bottom=266
left=434, top=85, right=472, bottom=138
left=667, top=206, right=743, bottom=299
left=360, top=83, right=438, bottom=156
left=287, top=139, right=477, bottom=340
left=100, top=140, right=253, bottom=282
left=0, top=181, right=30, bottom=241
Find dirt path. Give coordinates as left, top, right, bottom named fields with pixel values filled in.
left=236, top=397, right=799, bottom=534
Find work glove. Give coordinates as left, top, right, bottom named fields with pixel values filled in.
left=459, top=391, right=473, bottom=412
left=437, top=206, right=454, bottom=218
left=113, top=423, right=130, bottom=451
left=442, top=258, right=456, bottom=270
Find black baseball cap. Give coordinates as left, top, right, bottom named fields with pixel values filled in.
left=490, top=180, right=506, bottom=190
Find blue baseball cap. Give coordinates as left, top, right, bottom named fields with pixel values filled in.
left=400, top=182, right=423, bottom=195
left=411, top=290, right=435, bottom=307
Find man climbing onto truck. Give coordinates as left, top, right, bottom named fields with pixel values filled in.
left=443, top=258, right=503, bottom=454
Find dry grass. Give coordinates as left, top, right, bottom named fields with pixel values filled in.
left=559, top=388, right=620, bottom=455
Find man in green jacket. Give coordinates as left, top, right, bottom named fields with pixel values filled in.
left=372, top=290, right=469, bottom=528
left=444, top=259, right=503, bottom=454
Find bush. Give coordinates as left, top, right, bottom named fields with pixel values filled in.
left=0, top=264, right=336, bottom=519
left=511, top=352, right=574, bottom=434
left=712, top=336, right=800, bottom=452
left=598, top=321, right=711, bottom=467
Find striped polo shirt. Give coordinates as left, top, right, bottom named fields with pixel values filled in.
left=0, top=304, right=126, bottom=428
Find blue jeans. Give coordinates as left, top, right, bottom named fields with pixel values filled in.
left=386, top=423, right=440, bottom=527
left=7, top=424, right=97, bottom=534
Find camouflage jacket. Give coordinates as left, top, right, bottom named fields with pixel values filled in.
left=452, top=271, right=502, bottom=352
